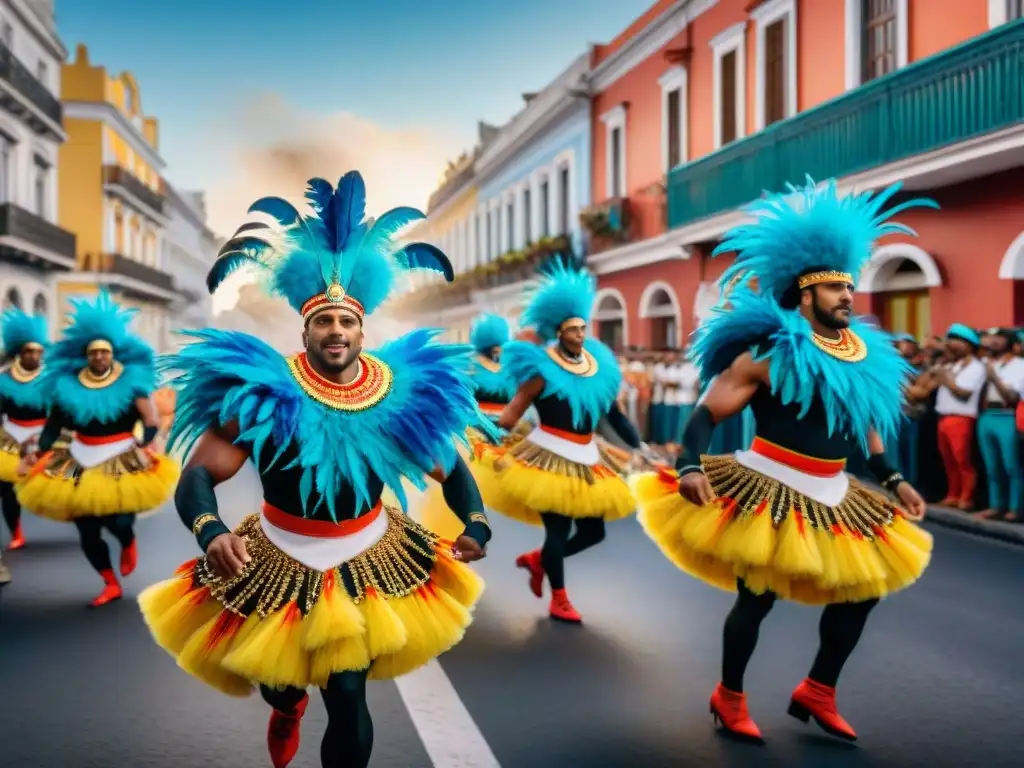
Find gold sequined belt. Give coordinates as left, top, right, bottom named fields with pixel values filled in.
left=261, top=500, right=383, bottom=539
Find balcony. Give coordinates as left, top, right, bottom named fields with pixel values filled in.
left=667, top=19, right=1024, bottom=231
left=579, top=197, right=634, bottom=254
left=0, top=41, right=62, bottom=135
left=103, top=165, right=165, bottom=217
left=0, top=202, right=76, bottom=270
left=83, top=252, right=176, bottom=298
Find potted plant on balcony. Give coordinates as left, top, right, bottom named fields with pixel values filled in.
left=579, top=198, right=630, bottom=253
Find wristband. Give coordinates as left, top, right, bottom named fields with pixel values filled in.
left=865, top=453, right=899, bottom=487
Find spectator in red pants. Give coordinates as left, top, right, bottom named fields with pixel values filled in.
left=933, top=324, right=985, bottom=510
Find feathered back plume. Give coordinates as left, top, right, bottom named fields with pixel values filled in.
left=205, top=171, right=455, bottom=317
left=0, top=307, right=47, bottom=356
left=714, top=177, right=939, bottom=302
left=520, top=258, right=596, bottom=343
left=469, top=313, right=510, bottom=352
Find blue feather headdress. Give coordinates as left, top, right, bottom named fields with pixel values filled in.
left=715, top=177, right=939, bottom=301
left=520, top=259, right=596, bottom=343
left=41, top=289, right=156, bottom=423
left=0, top=307, right=47, bottom=357
left=469, top=313, right=509, bottom=353
left=207, top=171, right=454, bottom=322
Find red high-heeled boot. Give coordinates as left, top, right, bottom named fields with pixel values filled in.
left=709, top=682, right=763, bottom=742
left=515, top=549, right=544, bottom=598
left=89, top=569, right=122, bottom=608
left=788, top=677, right=857, bottom=741
left=548, top=588, right=582, bottom=623
left=267, top=693, right=309, bottom=768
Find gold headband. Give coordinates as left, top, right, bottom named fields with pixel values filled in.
left=20, top=342, right=43, bottom=352
left=86, top=340, right=113, bottom=353
left=797, top=271, right=854, bottom=290
left=558, top=317, right=586, bottom=332
left=300, top=284, right=366, bottom=323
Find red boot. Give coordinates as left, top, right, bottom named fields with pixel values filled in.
left=549, top=588, right=582, bottom=623
left=89, top=569, right=123, bottom=608
left=120, top=539, right=138, bottom=577
left=8, top=522, right=24, bottom=550
left=267, top=693, right=309, bottom=768
left=515, top=550, right=544, bottom=598
left=788, top=678, right=857, bottom=741
left=709, top=683, right=764, bottom=742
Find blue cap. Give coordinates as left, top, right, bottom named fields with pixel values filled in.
left=946, top=323, right=980, bottom=346
left=893, top=332, right=915, bottom=343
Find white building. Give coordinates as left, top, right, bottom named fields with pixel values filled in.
left=162, top=185, right=217, bottom=345
left=0, top=0, right=74, bottom=333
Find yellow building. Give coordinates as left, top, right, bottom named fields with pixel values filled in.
left=55, top=43, right=175, bottom=350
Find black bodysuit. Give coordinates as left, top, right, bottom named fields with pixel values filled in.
left=747, top=385, right=856, bottom=460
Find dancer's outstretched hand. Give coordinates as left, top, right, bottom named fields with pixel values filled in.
left=16, top=452, right=37, bottom=477
left=896, top=482, right=927, bottom=522
left=678, top=471, right=715, bottom=506
left=452, top=534, right=486, bottom=563
left=206, top=532, right=251, bottom=579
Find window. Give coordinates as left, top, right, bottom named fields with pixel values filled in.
left=721, top=51, right=738, bottom=144
left=610, top=127, right=623, bottom=196
left=506, top=200, right=514, bottom=251
left=0, top=133, right=12, bottom=204
left=540, top=178, right=550, bottom=237
left=1009, top=0, right=1024, bottom=21
left=659, top=66, right=688, bottom=172
left=862, top=0, right=897, bottom=82
left=33, top=156, right=50, bottom=218
left=711, top=23, right=747, bottom=150
left=523, top=187, right=531, bottom=244
left=1, top=21, right=12, bottom=48
left=559, top=167, right=570, bottom=236
left=3, top=287, right=21, bottom=310
left=36, top=61, right=47, bottom=85
left=33, top=293, right=46, bottom=317
left=474, top=213, right=482, bottom=269
left=764, top=20, right=786, bottom=125
left=485, top=210, right=493, bottom=260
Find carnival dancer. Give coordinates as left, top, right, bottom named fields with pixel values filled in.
left=17, top=290, right=177, bottom=607
left=631, top=178, right=934, bottom=743
left=137, top=172, right=492, bottom=768
left=478, top=260, right=651, bottom=623
left=417, top=312, right=522, bottom=540
left=0, top=307, right=49, bottom=550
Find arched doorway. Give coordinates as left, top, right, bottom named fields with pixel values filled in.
left=592, top=288, right=628, bottom=353
left=639, top=280, right=681, bottom=349
left=859, top=244, right=942, bottom=341
left=998, top=230, right=1024, bottom=325
left=3, top=286, right=21, bottom=310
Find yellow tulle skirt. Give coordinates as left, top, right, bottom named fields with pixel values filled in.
left=475, top=426, right=635, bottom=526
left=0, top=427, right=21, bottom=483
left=138, top=507, right=483, bottom=696
left=632, top=456, right=933, bottom=605
left=16, top=444, right=180, bottom=521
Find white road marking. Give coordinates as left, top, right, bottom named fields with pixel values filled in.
left=395, top=660, right=502, bottom=768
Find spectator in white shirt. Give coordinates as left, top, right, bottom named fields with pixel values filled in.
left=932, top=324, right=986, bottom=510
left=669, top=347, right=701, bottom=444
left=650, top=352, right=671, bottom=445
left=976, top=328, right=1024, bottom=520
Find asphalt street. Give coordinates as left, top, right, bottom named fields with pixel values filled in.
left=0, top=467, right=1020, bottom=768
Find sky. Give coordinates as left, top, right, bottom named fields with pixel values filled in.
left=56, top=0, right=653, bottom=239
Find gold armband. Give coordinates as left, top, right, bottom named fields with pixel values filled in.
left=468, top=512, right=489, bottom=527
left=191, top=513, right=220, bottom=536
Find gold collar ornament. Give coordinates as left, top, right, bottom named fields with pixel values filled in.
left=546, top=345, right=599, bottom=377
left=78, top=360, right=124, bottom=389
left=812, top=328, right=867, bottom=363
left=10, top=359, right=41, bottom=383
left=286, top=352, right=392, bottom=411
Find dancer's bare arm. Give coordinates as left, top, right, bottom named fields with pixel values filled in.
left=499, top=377, right=544, bottom=429
left=676, top=353, right=769, bottom=504
left=134, top=396, right=161, bottom=446
left=178, top=421, right=252, bottom=578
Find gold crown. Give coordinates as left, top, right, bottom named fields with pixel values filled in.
left=797, top=271, right=854, bottom=290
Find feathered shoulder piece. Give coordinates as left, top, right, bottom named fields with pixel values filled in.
left=715, top=177, right=938, bottom=301
left=468, top=313, right=515, bottom=401
left=206, top=172, right=455, bottom=321
left=520, top=258, right=595, bottom=342
left=691, top=290, right=912, bottom=451
left=470, top=354, right=516, bottom=402
left=502, top=337, right=620, bottom=430
left=0, top=307, right=49, bottom=409
left=42, top=291, right=155, bottom=424
left=160, top=328, right=493, bottom=520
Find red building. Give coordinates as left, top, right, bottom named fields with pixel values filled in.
left=585, top=0, right=1024, bottom=349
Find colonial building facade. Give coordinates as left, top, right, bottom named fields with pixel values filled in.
left=590, top=0, right=1024, bottom=347
left=0, top=0, right=75, bottom=333
left=57, top=44, right=176, bottom=350
left=162, top=187, right=218, bottom=345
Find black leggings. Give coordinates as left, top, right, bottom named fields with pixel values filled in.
left=73, top=515, right=135, bottom=575
left=722, top=579, right=878, bottom=692
left=0, top=481, right=20, bottom=535
left=262, top=670, right=372, bottom=768
left=540, top=513, right=605, bottom=590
